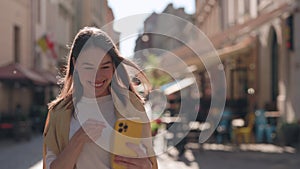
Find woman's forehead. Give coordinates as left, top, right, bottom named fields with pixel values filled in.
left=77, top=47, right=112, bottom=64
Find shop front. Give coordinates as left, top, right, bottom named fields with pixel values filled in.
left=0, top=63, right=57, bottom=138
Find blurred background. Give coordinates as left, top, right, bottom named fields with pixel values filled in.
left=0, top=0, right=300, bottom=169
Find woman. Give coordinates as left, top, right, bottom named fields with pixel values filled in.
left=43, top=27, right=157, bottom=169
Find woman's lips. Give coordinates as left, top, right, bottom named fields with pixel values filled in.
left=89, top=80, right=105, bottom=88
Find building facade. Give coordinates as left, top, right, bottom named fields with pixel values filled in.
left=0, top=0, right=73, bottom=116
left=180, top=0, right=299, bottom=122
left=72, top=0, right=119, bottom=44
left=0, top=0, right=41, bottom=115
left=0, top=0, right=118, bottom=120
left=134, top=3, right=194, bottom=68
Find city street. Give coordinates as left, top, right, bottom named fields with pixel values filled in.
left=158, top=142, right=300, bottom=169
left=0, top=134, right=43, bottom=169
left=1, top=0, right=300, bottom=169
left=1, top=134, right=300, bottom=169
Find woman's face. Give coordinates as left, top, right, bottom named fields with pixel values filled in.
left=75, top=47, right=114, bottom=98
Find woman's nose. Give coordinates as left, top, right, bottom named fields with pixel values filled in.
left=95, top=69, right=102, bottom=79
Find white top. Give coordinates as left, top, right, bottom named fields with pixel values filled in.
left=46, top=95, right=116, bottom=169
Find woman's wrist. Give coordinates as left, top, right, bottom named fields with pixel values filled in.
left=69, top=132, right=85, bottom=150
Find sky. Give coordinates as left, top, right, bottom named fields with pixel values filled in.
left=107, top=0, right=195, bottom=58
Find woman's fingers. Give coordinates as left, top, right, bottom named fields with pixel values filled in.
left=79, top=119, right=107, bottom=143
left=114, top=156, right=135, bottom=168
left=114, top=155, right=152, bottom=169
left=113, top=142, right=152, bottom=169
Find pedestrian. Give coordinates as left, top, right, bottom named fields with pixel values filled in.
left=43, top=27, right=157, bottom=169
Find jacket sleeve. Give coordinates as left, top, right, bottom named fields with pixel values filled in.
left=43, top=109, right=59, bottom=169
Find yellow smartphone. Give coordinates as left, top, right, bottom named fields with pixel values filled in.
left=111, top=118, right=143, bottom=169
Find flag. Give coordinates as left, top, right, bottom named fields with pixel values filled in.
left=37, top=34, right=58, bottom=59
left=37, top=35, right=48, bottom=53
left=45, top=35, right=58, bottom=59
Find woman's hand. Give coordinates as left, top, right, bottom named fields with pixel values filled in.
left=72, top=119, right=106, bottom=145
left=50, top=119, right=106, bottom=169
left=114, top=142, right=152, bottom=169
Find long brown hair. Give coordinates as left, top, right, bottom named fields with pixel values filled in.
left=48, top=27, right=150, bottom=111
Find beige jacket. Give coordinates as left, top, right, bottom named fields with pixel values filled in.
left=43, top=90, right=158, bottom=169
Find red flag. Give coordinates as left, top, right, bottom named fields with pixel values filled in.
left=45, top=35, right=58, bottom=59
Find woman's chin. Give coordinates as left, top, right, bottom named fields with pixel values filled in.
left=95, top=89, right=110, bottom=97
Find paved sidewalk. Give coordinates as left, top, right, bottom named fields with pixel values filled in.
left=1, top=134, right=299, bottom=169
left=0, top=134, right=43, bottom=169
left=157, top=148, right=199, bottom=169
left=156, top=142, right=300, bottom=169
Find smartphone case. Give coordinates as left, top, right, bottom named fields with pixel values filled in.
left=111, top=118, right=143, bottom=169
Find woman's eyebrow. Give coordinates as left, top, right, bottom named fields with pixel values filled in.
left=81, top=62, right=94, bottom=66
left=101, top=61, right=112, bottom=65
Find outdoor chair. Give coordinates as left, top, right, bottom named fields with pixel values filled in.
left=232, top=112, right=255, bottom=144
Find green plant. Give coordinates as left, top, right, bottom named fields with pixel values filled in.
left=144, top=54, right=172, bottom=89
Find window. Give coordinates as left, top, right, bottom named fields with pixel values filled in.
left=14, top=25, right=20, bottom=63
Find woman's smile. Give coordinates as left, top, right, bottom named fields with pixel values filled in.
left=89, top=80, right=106, bottom=88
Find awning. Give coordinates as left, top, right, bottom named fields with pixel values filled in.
left=34, top=70, right=58, bottom=85
left=160, top=36, right=254, bottom=74
left=160, top=77, right=196, bottom=95
left=0, top=63, right=48, bottom=85
left=191, top=36, right=254, bottom=72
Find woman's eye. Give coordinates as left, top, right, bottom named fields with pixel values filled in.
left=101, top=66, right=110, bottom=69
